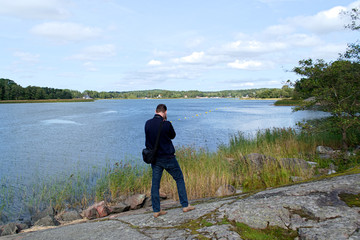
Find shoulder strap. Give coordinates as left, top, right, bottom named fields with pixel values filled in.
left=153, top=121, right=164, bottom=152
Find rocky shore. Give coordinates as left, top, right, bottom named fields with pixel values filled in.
left=1, top=172, right=359, bottom=240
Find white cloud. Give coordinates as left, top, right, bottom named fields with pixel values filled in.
left=31, top=22, right=102, bottom=42
left=0, top=0, right=69, bottom=19
left=289, top=6, right=348, bottom=34
left=223, top=39, right=287, bottom=55
left=148, top=60, right=162, bottom=66
left=176, top=51, right=205, bottom=64
left=227, top=60, right=264, bottom=70
left=13, top=51, right=40, bottom=62
left=69, top=44, right=116, bottom=61
left=173, top=51, right=226, bottom=66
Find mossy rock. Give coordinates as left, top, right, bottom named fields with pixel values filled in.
left=232, top=222, right=298, bottom=240
left=339, top=193, right=360, bottom=207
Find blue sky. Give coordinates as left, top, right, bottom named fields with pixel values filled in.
left=1, top=0, right=359, bottom=92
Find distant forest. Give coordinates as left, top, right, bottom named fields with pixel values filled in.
left=0, top=78, right=293, bottom=100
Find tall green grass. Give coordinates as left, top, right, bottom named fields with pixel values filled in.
left=274, top=99, right=304, bottom=106
left=95, top=162, right=152, bottom=201
left=101, top=127, right=346, bottom=201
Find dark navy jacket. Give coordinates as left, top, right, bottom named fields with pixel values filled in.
left=145, top=114, right=176, bottom=158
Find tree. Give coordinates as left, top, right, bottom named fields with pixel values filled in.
left=293, top=58, right=360, bottom=149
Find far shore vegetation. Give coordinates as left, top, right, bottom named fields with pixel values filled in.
left=0, top=99, right=94, bottom=104
left=1, top=78, right=294, bottom=102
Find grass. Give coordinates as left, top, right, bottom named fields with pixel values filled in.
left=338, top=193, right=360, bottom=207
left=100, top=126, right=358, bottom=201
left=274, top=99, right=304, bottom=106
left=95, top=162, right=152, bottom=201
left=233, top=222, right=298, bottom=240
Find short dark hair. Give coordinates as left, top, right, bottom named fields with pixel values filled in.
left=156, top=104, right=167, bottom=113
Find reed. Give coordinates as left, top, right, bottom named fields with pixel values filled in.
left=95, top=162, right=152, bottom=200
left=104, top=128, right=326, bottom=201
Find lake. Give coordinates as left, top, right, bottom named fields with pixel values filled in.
left=0, top=99, right=329, bottom=221
left=0, top=98, right=330, bottom=181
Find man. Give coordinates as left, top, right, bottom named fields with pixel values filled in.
left=145, top=104, right=195, bottom=218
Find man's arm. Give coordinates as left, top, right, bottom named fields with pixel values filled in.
left=168, top=122, right=176, bottom=139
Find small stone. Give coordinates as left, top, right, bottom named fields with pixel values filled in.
left=34, top=215, right=60, bottom=227
left=83, top=207, right=97, bottom=220
left=16, top=223, right=30, bottom=231
left=291, top=176, right=304, bottom=182
left=125, top=194, right=146, bottom=210
left=143, top=197, right=152, bottom=208
left=109, top=202, right=130, bottom=214
left=216, top=184, right=236, bottom=197
left=96, top=203, right=109, bottom=218
left=58, top=210, right=82, bottom=222
left=32, top=206, right=56, bottom=224
left=246, top=153, right=277, bottom=168
left=281, top=158, right=310, bottom=170
left=307, top=161, right=318, bottom=167
left=83, top=201, right=110, bottom=219
left=316, top=146, right=333, bottom=154
left=1, top=222, right=18, bottom=236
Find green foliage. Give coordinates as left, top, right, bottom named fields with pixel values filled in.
left=0, top=78, right=82, bottom=100
left=338, top=193, right=360, bottom=207
left=96, top=162, right=152, bottom=200
left=92, top=88, right=278, bottom=99
left=0, top=78, right=294, bottom=101
left=257, top=86, right=294, bottom=99
left=292, top=57, right=360, bottom=149
left=274, top=99, right=303, bottom=106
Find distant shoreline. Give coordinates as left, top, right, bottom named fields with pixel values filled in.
left=0, top=98, right=286, bottom=104
left=0, top=99, right=95, bottom=104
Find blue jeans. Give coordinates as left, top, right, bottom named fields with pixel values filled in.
left=151, top=156, right=189, bottom=212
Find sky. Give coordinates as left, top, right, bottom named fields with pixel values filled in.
left=1, top=0, right=359, bottom=92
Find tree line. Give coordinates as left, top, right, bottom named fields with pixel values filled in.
left=84, top=87, right=293, bottom=99
left=0, top=79, right=82, bottom=100
left=0, top=78, right=294, bottom=101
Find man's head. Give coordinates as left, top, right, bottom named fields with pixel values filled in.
left=156, top=104, right=167, bottom=118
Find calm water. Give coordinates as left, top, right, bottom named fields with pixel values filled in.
left=1, top=99, right=328, bottom=183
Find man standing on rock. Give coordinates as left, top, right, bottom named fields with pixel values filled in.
left=145, top=104, right=195, bottom=217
